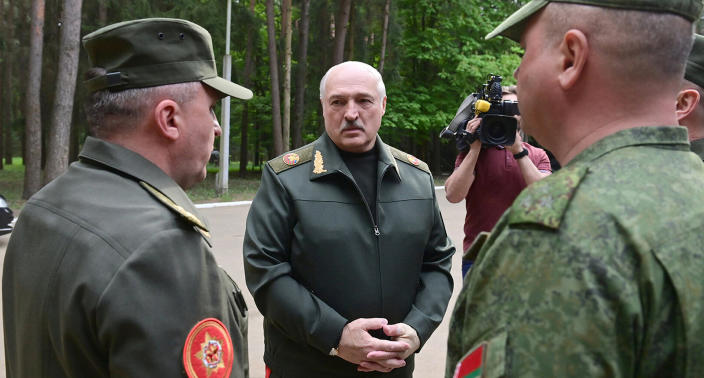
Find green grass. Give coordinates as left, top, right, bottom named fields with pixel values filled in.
left=0, top=158, right=26, bottom=211
left=187, top=170, right=262, bottom=203
left=0, top=159, right=265, bottom=212
left=0, top=158, right=447, bottom=212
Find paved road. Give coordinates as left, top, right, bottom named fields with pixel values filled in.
left=0, top=188, right=467, bottom=377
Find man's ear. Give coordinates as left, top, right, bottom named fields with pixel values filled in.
left=558, top=29, right=588, bottom=90
left=676, top=88, right=700, bottom=121
left=153, top=99, right=181, bottom=141
left=381, top=96, right=387, bottom=115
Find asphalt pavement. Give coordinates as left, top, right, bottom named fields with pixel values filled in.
left=0, top=188, right=467, bottom=378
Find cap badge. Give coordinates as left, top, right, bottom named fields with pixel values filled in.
left=183, top=318, right=234, bottom=378
left=407, top=154, right=421, bottom=166
left=313, top=150, right=327, bottom=174
left=282, top=153, right=300, bottom=166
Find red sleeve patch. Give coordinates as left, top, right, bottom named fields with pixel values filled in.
left=183, top=318, right=234, bottom=378
left=453, top=343, right=484, bottom=378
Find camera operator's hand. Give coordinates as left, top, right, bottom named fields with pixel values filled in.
left=508, top=129, right=524, bottom=155
left=465, top=118, right=482, bottom=150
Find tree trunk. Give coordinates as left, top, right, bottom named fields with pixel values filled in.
left=332, top=0, right=351, bottom=64
left=23, top=0, right=45, bottom=199
left=281, top=0, right=292, bottom=152
left=319, top=1, right=331, bottom=73
left=3, top=0, right=15, bottom=166
left=346, top=3, right=354, bottom=60
left=379, top=0, right=391, bottom=74
left=45, top=0, right=82, bottom=184
left=266, top=0, right=283, bottom=157
left=0, top=0, right=5, bottom=170
left=97, top=0, right=107, bottom=26
left=239, top=0, right=256, bottom=178
left=292, top=0, right=310, bottom=148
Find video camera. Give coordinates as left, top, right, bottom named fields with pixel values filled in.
left=440, top=74, right=519, bottom=150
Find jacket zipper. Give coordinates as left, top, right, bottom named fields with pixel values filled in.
left=340, top=165, right=387, bottom=316
left=341, top=172, right=380, bottom=237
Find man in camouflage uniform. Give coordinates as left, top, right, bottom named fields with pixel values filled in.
left=243, top=61, right=454, bottom=377
left=678, top=33, right=704, bottom=160
left=3, top=18, right=251, bottom=377
left=446, top=1, right=704, bottom=377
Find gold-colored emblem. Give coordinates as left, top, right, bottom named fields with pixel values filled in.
left=313, top=150, right=327, bottom=174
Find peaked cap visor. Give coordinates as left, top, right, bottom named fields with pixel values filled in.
left=202, top=77, right=253, bottom=100
left=485, top=0, right=549, bottom=42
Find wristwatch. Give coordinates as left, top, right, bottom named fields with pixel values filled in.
left=513, top=149, right=529, bottom=160
left=329, top=347, right=339, bottom=356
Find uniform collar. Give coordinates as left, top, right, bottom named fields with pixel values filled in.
left=567, top=126, right=690, bottom=166
left=78, top=137, right=208, bottom=229
left=309, top=133, right=400, bottom=181
left=689, top=137, right=704, bottom=161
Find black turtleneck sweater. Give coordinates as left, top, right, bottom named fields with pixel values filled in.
left=339, top=145, right=378, bottom=221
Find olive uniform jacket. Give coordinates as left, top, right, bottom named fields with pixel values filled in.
left=243, top=133, right=455, bottom=378
left=3, top=137, right=248, bottom=377
left=447, top=127, right=704, bottom=377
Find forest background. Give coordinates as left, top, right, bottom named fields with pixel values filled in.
left=7, top=0, right=696, bottom=206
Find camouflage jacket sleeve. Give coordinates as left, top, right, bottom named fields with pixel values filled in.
left=445, top=164, right=681, bottom=377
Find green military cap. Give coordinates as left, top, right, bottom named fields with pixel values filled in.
left=486, top=0, right=704, bottom=42
left=685, top=34, right=704, bottom=88
left=82, top=18, right=252, bottom=99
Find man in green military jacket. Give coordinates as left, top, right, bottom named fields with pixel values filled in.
left=447, top=1, right=704, bottom=377
left=243, top=61, right=455, bottom=377
left=3, top=19, right=252, bottom=377
left=678, top=33, right=704, bottom=159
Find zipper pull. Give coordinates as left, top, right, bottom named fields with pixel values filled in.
left=373, top=226, right=380, bottom=236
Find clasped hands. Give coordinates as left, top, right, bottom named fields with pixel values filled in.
left=336, top=318, right=420, bottom=373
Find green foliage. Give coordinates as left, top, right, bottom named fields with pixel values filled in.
left=0, top=158, right=28, bottom=210
left=379, top=0, right=523, bottom=150
left=5, top=0, right=526, bottom=181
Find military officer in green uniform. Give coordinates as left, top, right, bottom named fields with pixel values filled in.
left=678, top=33, right=704, bottom=159
left=446, top=1, right=704, bottom=377
left=243, top=61, right=455, bottom=377
left=3, top=18, right=252, bottom=377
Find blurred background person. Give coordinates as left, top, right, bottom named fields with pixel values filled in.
left=444, top=85, right=551, bottom=277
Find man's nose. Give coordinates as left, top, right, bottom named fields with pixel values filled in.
left=344, top=101, right=359, bottom=120
left=214, top=119, right=222, bottom=137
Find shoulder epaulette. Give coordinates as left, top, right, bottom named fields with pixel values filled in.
left=268, top=144, right=315, bottom=174
left=139, top=181, right=212, bottom=243
left=389, top=146, right=430, bottom=174
left=507, top=164, right=588, bottom=229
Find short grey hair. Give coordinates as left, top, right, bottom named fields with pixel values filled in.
left=319, top=61, right=386, bottom=100
left=543, top=3, right=694, bottom=82
left=85, top=67, right=200, bottom=138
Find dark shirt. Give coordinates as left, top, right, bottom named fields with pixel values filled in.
left=340, top=145, right=379, bottom=220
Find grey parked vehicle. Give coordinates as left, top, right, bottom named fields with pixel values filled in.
left=0, top=195, right=14, bottom=236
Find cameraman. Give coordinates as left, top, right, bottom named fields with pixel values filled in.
left=444, top=86, right=551, bottom=278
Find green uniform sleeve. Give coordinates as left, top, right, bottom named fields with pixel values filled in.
left=243, top=164, right=348, bottom=355
left=96, top=230, right=248, bottom=378
left=446, top=217, right=668, bottom=377
left=403, top=175, right=455, bottom=348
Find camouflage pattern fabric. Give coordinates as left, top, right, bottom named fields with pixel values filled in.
left=446, top=126, right=704, bottom=377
